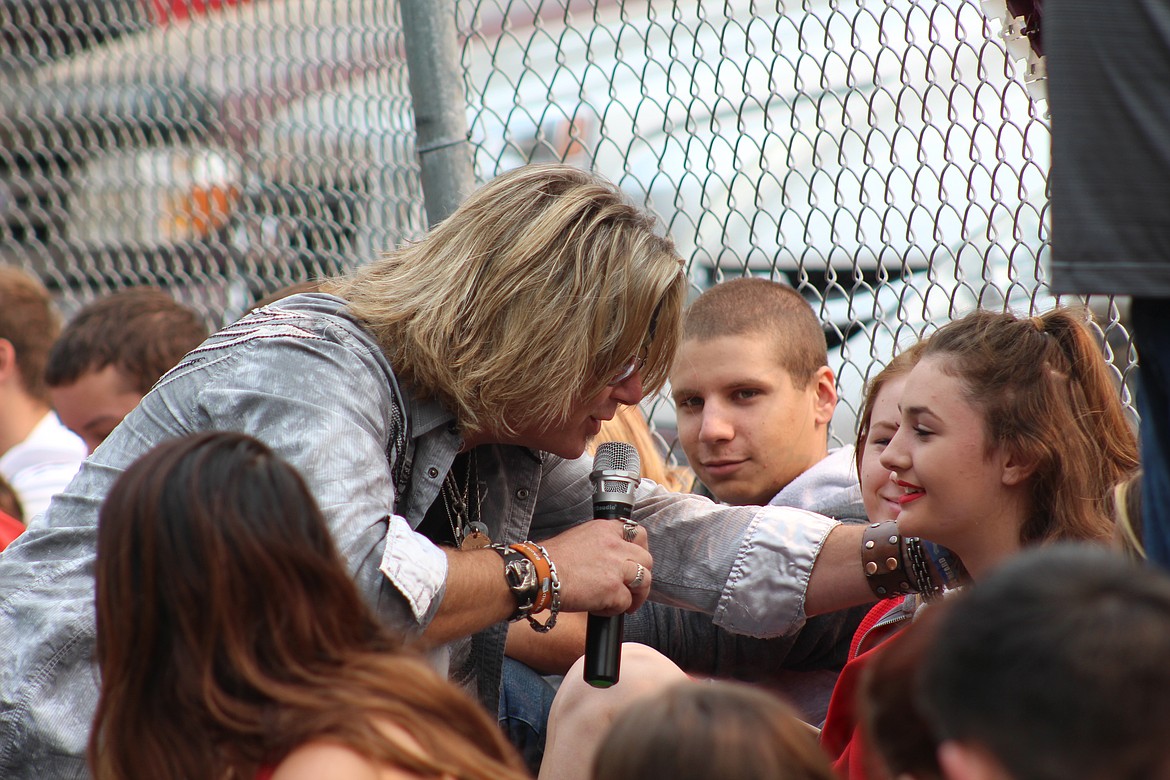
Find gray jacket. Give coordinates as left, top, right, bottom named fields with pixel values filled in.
left=0, top=293, right=838, bottom=777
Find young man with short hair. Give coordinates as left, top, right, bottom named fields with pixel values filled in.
left=671, top=277, right=858, bottom=517
left=650, top=277, right=869, bottom=717
left=533, top=278, right=872, bottom=780
left=46, top=287, right=209, bottom=454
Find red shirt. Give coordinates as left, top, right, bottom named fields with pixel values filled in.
left=0, top=510, right=24, bottom=551
left=819, top=597, right=917, bottom=779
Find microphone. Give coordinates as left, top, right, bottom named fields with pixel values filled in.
left=584, top=441, right=642, bottom=688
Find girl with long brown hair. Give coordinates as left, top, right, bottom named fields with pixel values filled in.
left=89, top=431, right=530, bottom=780
left=821, top=307, right=1139, bottom=779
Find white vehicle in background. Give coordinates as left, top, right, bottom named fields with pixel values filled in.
left=245, top=1, right=1048, bottom=311
left=463, top=0, right=1046, bottom=294
left=237, top=0, right=1053, bottom=448
left=0, top=0, right=403, bottom=320
left=461, top=0, right=1051, bottom=444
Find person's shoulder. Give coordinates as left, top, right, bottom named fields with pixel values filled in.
left=200, top=294, right=389, bottom=378
left=769, top=446, right=863, bottom=520
left=271, top=740, right=423, bottom=780
left=272, top=721, right=437, bottom=780
left=271, top=742, right=380, bottom=780
left=3, top=412, right=86, bottom=465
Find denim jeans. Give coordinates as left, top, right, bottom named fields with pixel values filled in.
left=1132, top=299, right=1170, bottom=569
left=497, top=657, right=560, bottom=775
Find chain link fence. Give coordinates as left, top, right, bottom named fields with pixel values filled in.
left=0, top=0, right=1136, bottom=457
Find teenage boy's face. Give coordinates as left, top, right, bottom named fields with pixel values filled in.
left=671, top=334, right=835, bottom=506
left=50, top=365, right=143, bottom=454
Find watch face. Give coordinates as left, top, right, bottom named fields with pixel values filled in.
left=505, top=558, right=539, bottom=591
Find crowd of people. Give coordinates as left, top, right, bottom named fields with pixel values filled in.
left=2, top=13, right=1170, bottom=769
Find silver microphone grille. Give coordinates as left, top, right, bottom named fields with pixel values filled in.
left=593, top=440, right=641, bottom=478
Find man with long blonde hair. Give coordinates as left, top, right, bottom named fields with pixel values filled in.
left=1, top=164, right=900, bottom=777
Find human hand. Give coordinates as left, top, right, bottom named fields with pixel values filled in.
left=541, top=519, right=653, bottom=616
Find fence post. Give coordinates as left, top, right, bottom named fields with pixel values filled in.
left=398, top=0, right=475, bottom=226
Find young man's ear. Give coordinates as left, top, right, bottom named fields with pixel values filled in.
left=937, top=740, right=1014, bottom=780
left=0, top=339, right=17, bottom=385
left=811, top=365, right=837, bottom=427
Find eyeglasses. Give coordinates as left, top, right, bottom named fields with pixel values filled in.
left=608, top=351, right=647, bottom=386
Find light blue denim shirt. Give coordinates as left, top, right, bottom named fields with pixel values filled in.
left=0, top=293, right=837, bottom=778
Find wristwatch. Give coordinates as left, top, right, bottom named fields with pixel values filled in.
left=490, top=544, right=539, bottom=620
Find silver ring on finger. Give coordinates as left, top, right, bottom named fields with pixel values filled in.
left=628, top=562, right=646, bottom=589
left=622, top=522, right=640, bottom=542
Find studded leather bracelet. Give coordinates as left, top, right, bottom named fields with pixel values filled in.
left=862, top=520, right=968, bottom=601
left=861, top=521, right=916, bottom=599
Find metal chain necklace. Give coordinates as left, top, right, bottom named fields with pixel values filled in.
left=442, top=449, right=491, bottom=549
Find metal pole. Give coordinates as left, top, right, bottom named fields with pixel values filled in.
left=398, top=0, right=476, bottom=227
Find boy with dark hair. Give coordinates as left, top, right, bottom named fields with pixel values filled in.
left=863, top=544, right=1170, bottom=780
left=46, top=288, right=209, bottom=453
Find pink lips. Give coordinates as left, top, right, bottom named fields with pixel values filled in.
left=701, top=459, right=745, bottom=478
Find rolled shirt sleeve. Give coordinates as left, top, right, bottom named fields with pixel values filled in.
left=713, top=505, right=838, bottom=637
left=379, top=516, right=449, bottom=623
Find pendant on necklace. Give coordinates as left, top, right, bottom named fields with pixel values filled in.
left=461, top=521, right=493, bottom=550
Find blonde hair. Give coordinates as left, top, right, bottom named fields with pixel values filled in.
left=1111, top=472, right=1145, bottom=561
left=327, top=165, right=686, bottom=438
left=591, top=405, right=694, bottom=492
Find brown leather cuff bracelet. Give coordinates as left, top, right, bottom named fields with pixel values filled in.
left=862, top=520, right=915, bottom=599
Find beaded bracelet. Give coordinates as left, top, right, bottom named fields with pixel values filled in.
left=910, top=536, right=966, bottom=599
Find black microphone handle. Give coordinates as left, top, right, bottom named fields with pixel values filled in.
left=583, top=503, right=631, bottom=688
left=584, top=613, right=623, bottom=687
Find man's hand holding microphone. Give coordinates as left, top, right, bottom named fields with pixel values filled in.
left=538, top=442, right=650, bottom=685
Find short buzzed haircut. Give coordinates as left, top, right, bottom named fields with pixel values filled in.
left=682, top=278, right=828, bottom=386
left=0, top=266, right=60, bottom=404
left=45, top=288, right=209, bottom=395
